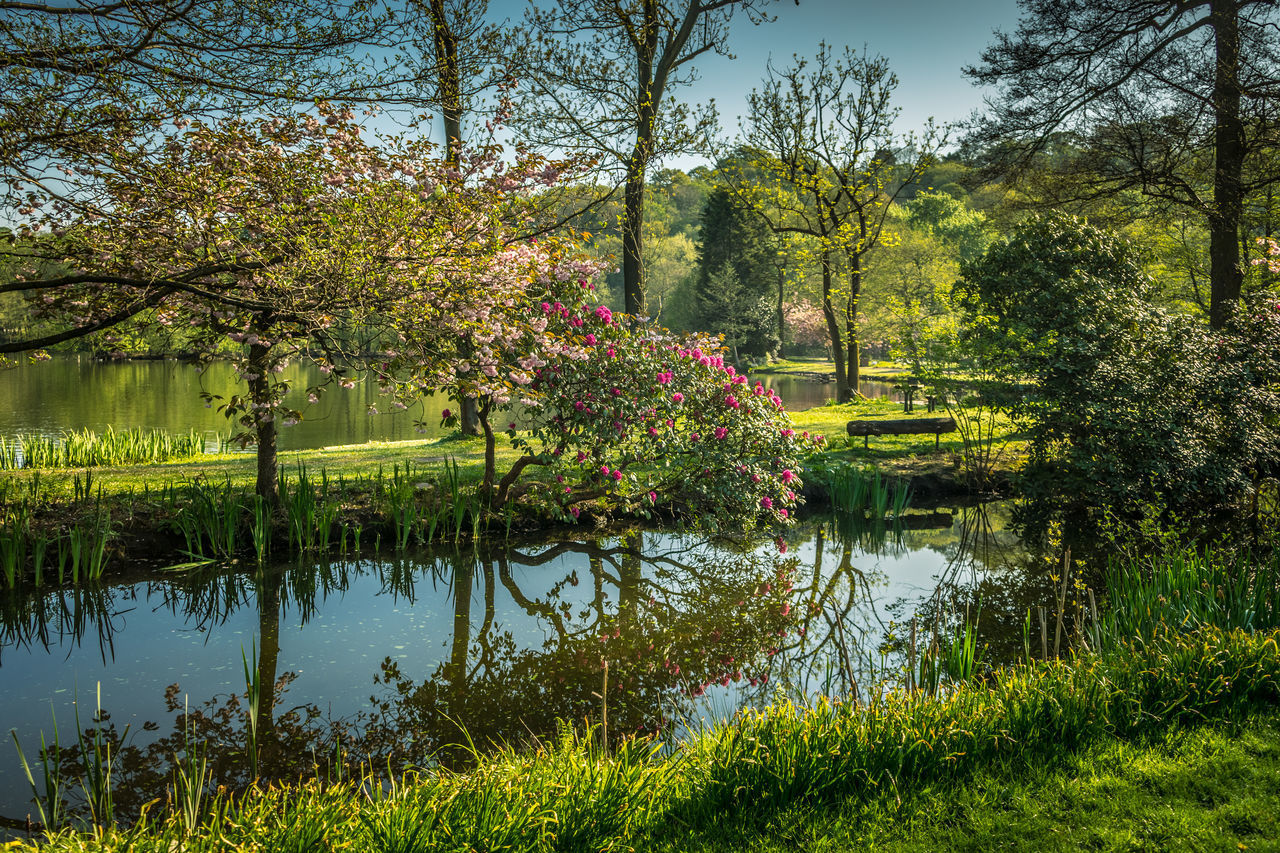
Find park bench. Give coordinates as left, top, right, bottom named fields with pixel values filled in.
left=846, top=416, right=957, bottom=450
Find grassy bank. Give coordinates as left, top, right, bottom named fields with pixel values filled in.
left=7, top=625, right=1278, bottom=851
left=0, top=402, right=1025, bottom=585
left=664, top=712, right=1280, bottom=852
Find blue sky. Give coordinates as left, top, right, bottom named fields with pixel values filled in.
left=486, top=0, right=1023, bottom=168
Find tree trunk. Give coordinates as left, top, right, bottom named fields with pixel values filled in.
left=1209, top=0, right=1244, bottom=329
left=429, top=0, right=480, bottom=434
left=776, top=263, right=786, bottom=358
left=247, top=342, right=279, bottom=505
left=622, top=158, right=647, bottom=317
left=820, top=250, right=850, bottom=401
left=479, top=400, right=495, bottom=498
left=622, top=0, right=660, bottom=318
left=846, top=252, right=862, bottom=395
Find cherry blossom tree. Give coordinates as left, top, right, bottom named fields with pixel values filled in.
left=2, top=104, right=580, bottom=503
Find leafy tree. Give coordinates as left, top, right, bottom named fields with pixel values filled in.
left=728, top=44, right=944, bottom=400
left=965, top=0, right=1280, bottom=328
left=2, top=108, right=582, bottom=503
left=957, top=214, right=1280, bottom=532
left=692, top=187, right=778, bottom=358
left=0, top=0, right=402, bottom=214
left=510, top=0, right=779, bottom=316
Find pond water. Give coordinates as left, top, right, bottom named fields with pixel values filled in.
left=0, top=505, right=1046, bottom=828
left=0, top=355, right=445, bottom=451
left=0, top=358, right=906, bottom=455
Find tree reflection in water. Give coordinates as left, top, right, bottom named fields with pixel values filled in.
left=0, top=509, right=1033, bottom=828
left=0, top=533, right=801, bottom=824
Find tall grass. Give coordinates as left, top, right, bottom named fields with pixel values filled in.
left=821, top=463, right=911, bottom=518
left=1102, top=546, right=1280, bottom=641
left=0, top=427, right=206, bottom=470
left=9, top=625, right=1278, bottom=851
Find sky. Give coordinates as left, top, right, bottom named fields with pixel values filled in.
left=485, top=0, right=1025, bottom=169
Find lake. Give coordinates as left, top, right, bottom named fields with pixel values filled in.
left=0, top=505, right=1043, bottom=828
left=0, top=357, right=905, bottom=452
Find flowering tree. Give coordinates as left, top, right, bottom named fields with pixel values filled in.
left=782, top=298, right=830, bottom=351
left=2, top=104, right=579, bottom=502
left=472, top=295, right=823, bottom=528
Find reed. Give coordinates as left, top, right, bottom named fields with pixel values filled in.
left=1102, top=546, right=1280, bottom=642
left=0, top=427, right=206, bottom=470
left=822, top=463, right=912, bottom=519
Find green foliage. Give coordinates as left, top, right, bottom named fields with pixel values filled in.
left=0, top=427, right=206, bottom=470
left=955, top=213, right=1280, bottom=529
left=509, top=318, right=816, bottom=530
left=691, top=188, right=779, bottom=358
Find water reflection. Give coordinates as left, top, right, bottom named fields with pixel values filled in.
left=0, top=509, right=1041, bottom=827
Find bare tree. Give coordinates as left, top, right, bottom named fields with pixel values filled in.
left=728, top=44, right=943, bottom=400
left=511, top=0, right=780, bottom=316
left=965, top=0, right=1280, bottom=328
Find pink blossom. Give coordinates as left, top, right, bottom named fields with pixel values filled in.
left=714, top=427, right=728, bottom=439
left=575, top=400, right=586, bottom=411
left=782, top=469, right=795, bottom=483
left=576, top=451, right=587, bottom=462
left=761, top=496, right=773, bottom=509
left=780, top=508, right=789, bottom=518
left=570, top=507, right=581, bottom=519
left=753, top=384, right=765, bottom=396
left=648, top=491, right=657, bottom=503
left=607, top=347, right=616, bottom=358
left=584, top=333, right=597, bottom=345
left=600, top=465, right=610, bottom=476
left=657, top=371, right=672, bottom=384
left=672, top=392, right=684, bottom=403
left=612, top=469, right=623, bottom=481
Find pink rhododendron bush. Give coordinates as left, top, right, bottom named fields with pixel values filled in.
left=515, top=319, right=818, bottom=530
left=415, top=269, right=820, bottom=530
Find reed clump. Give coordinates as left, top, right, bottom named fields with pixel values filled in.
left=0, top=427, right=207, bottom=470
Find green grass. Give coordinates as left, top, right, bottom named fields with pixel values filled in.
left=8, top=625, right=1279, bottom=850
left=657, top=713, right=1280, bottom=852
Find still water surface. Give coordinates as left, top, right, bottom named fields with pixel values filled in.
left=0, top=357, right=906, bottom=450
left=0, top=507, right=1040, bottom=826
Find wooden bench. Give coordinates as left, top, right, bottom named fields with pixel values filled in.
left=846, top=417, right=957, bottom=450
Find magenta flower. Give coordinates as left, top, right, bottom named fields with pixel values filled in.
left=576, top=451, right=587, bottom=462
left=607, top=347, right=616, bottom=358
left=612, top=469, right=623, bottom=481
left=584, top=333, right=597, bottom=345
left=648, top=491, right=657, bottom=503
left=570, top=506, right=581, bottom=519
left=714, top=427, right=728, bottom=439
left=574, top=400, right=585, bottom=411
left=672, top=392, right=684, bottom=403
left=441, top=408, right=451, bottom=418
left=761, top=496, right=773, bottom=509
left=782, top=469, right=795, bottom=483
left=600, top=465, right=610, bottom=475
left=753, top=385, right=765, bottom=396
left=725, top=394, right=738, bottom=408
left=780, top=508, right=789, bottom=518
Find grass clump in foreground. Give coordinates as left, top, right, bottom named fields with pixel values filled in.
left=9, top=622, right=1280, bottom=852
